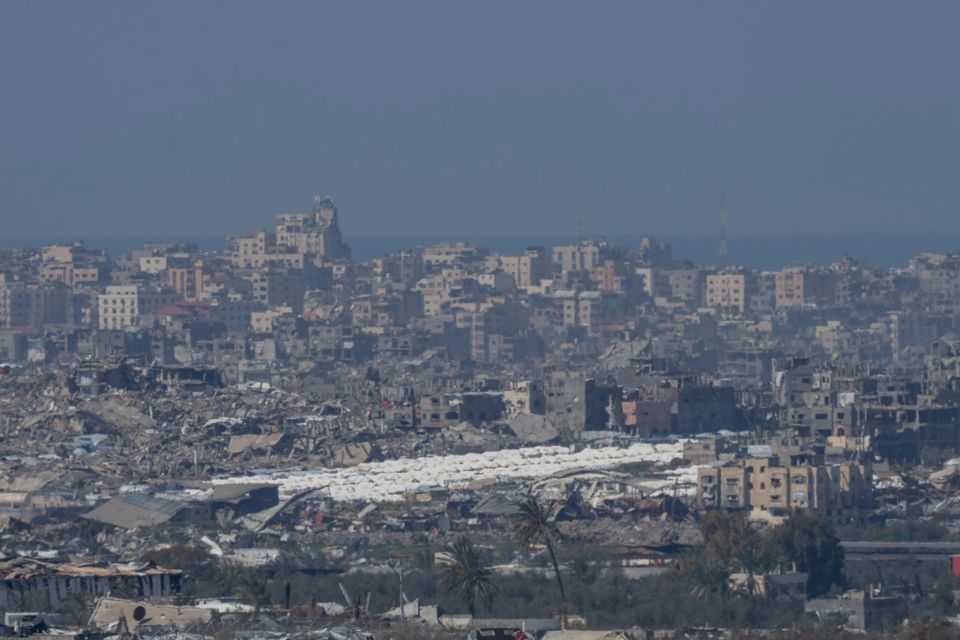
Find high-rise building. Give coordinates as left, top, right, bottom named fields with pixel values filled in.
left=275, top=196, right=351, bottom=261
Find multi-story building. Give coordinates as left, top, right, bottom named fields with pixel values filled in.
left=0, top=284, right=33, bottom=328
left=749, top=271, right=777, bottom=313
left=775, top=267, right=836, bottom=308
left=210, top=300, right=263, bottom=334
left=545, top=372, right=623, bottom=431
left=705, top=271, right=749, bottom=313
left=167, top=260, right=205, bottom=300
left=908, top=253, right=960, bottom=301
left=0, top=284, right=69, bottom=328
left=275, top=196, right=351, bottom=260
left=469, top=300, right=531, bottom=363
left=558, top=290, right=624, bottom=334
left=422, top=242, right=486, bottom=269
left=663, top=267, right=702, bottom=304
left=98, top=285, right=177, bottom=330
left=502, top=380, right=547, bottom=416
left=698, top=457, right=872, bottom=523
left=553, top=242, right=601, bottom=275
left=635, top=265, right=702, bottom=303
left=250, top=271, right=307, bottom=314
left=591, top=259, right=629, bottom=293
left=495, top=247, right=548, bottom=289
left=228, top=231, right=276, bottom=268
left=139, top=255, right=168, bottom=274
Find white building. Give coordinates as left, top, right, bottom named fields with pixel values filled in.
left=98, top=285, right=177, bottom=330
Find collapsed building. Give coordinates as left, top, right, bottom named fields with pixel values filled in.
left=0, top=559, right=181, bottom=611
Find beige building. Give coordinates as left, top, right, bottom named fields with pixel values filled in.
left=502, top=380, right=546, bottom=416
left=275, top=196, right=351, bottom=260
left=775, top=267, right=836, bottom=308
left=229, top=231, right=275, bottom=266
left=559, top=291, right=598, bottom=329
left=37, top=244, right=106, bottom=290
left=705, top=271, right=749, bottom=313
left=41, top=245, right=76, bottom=264
left=250, top=308, right=294, bottom=334
left=557, top=290, right=623, bottom=335
left=421, top=289, right=450, bottom=317
left=698, top=456, right=872, bottom=522
left=468, top=300, right=530, bottom=362
left=139, top=255, right=168, bottom=274
left=775, top=268, right=806, bottom=307
left=228, top=208, right=343, bottom=269
left=494, top=247, right=548, bottom=289
left=40, top=243, right=106, bottom=266
left=39, top=263, right=101, bottom=290
left=167, top=261, right=206, bottom=300
left=422, top=242, right=485, bottom=268
left=553, top=242, right=600, bottom=274
left=476, top=272, right=517, bottom=293
left=230, top=246, right=306, bottom=270
left=637, top=266, right=703, bottom=305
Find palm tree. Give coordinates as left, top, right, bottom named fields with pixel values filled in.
left=234, top=572, right=271, bottom=617
left=736, top=530, right=772, bottom=598
left=436, top=536, right=495, bottom=617
left=512, top=496, right=566, bottom=612
left=688, top=553, right=731, bottom=600
left=214, top=560, right=245, bottom=599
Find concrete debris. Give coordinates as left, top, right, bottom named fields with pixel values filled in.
left=89, top=597, right=212, bottom=630
left=4, top=219, right=960, bottom=638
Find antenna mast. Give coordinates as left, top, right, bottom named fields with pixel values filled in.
left=719, top=193, right=728, bottom=268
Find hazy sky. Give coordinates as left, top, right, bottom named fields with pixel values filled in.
left=2, top=3, right=959, bottom=239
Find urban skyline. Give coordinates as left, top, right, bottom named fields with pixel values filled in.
left=4, top=3, right=960, bottom=638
